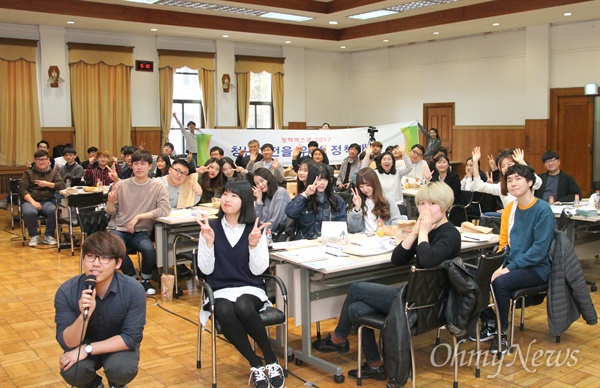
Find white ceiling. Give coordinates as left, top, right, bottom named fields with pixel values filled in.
left=1, top=0, right=599, bottom=52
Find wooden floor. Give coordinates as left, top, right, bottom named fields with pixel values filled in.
left=1, top=209, right=599, bottom=388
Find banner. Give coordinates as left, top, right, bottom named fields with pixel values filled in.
left=195, top=121, right=418, bottom=166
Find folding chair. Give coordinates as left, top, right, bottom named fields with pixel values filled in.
left=9, top=178, right=20, bottom=230
left=56, top=191, right=105, bottom=255
left=196, top=273, right=289, bottom=388
left=76, top=204, right=110, bottom=273
left=355, top=266, right=454, bottom=387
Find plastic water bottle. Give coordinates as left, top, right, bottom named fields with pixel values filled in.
left=266, top=227, right=273, bottom=249
left=574, top=194, right=580, bottom=207
left=376, top=219, right=385, bottom=237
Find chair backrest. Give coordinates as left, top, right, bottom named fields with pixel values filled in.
left=76, top=205, right=110, bottom=236
left=9, top=178, right=19, bottom=193
left=556, top=210, right=571, bottom=232
left=404, top=266, right=451, bottom=336
left=473, top=248, right=506, bottom=311
left=479, top=214, right=501, bottom=234
left=67, top=191, right=104, bottom=208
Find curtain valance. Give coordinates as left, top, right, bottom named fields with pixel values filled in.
left=0, top=38, right=37, bottom=62
left=68, top=43, right=134, bottom=66
left=158, top=50, right=215, bottom=70
left=235, top=55, right=284, bottom=74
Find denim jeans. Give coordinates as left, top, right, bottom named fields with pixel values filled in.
left=22, top=200, right=56, bottom=237
left=334, top=282, right=400, bottom=363
left=491, top=267, right=545, bottom=331
left=109, top=230, right=156, bottom=278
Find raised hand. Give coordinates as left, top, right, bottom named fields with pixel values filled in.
left=238, top=149, right=246, bottom=156
left=187, top=152, right=193, bottom=163
left=351, top=187, right=362, bottom=209
left=292, top=145, right=303, bottom=158
left=417, top=206, right=434, bottom=233
left=304, top=181, right=317, bottom=197
left=107, top=184, right=119, bottom=204
left=272, top=158, right=280, bottom=169
left=196, top=166, right=208, bottom=174
left=485, top=171, right=494, bottom=184
left=364, top=145, right=373, bottom=156
left=487, top=154, right=497, bottom=171
left=248, top=217, right=269, bottom=248
left=472, top=146, right=481, bottom=162
left=194, top=214, right=215, bottom=246
left=512, top=148, right=525, bottom=164
left=108, top=164, right=119, bottom=182
left=322, top=145, right=327, bottom=154
left=252, top=185, right=263, bottom=203
left=422, top=163, right=433, bottom=181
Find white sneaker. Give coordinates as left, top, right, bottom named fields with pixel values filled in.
left=29, top=235, right=40, bottom=247
left=265, top=362, right=285, bottom=388
left=43, top=235, right=57, bottom=245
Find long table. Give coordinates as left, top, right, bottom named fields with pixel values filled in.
left=550, top=204, right=600, bottom=243
left=271, top=233, right=499, bottom=382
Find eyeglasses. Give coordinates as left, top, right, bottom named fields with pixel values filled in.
left=544, top=158, right=558, bottom=165
left=34, top=157, right=49, bottom=162
left=411, top=149, right=423, bottom=157
left=83, top=254, right=113, bottom=264
left=170, top=167, right=188, bottom=177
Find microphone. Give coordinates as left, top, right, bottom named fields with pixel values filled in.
left=83, top=274, right=97, bottom=320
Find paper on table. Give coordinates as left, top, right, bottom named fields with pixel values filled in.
left=461, top=233, right=496, bottom=242
left=271, top=239, right=318, bottom=251
left=304, top=257, right=356, bottom=270
left=345, top=237, right=396, bottom=256
left=275, top=247, right=328, bottom=263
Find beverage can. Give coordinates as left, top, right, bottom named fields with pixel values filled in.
left=549, top=196, right=554, bottom=204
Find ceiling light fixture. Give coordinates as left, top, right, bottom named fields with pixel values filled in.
left=67, top=21, right=75, bottom=24
left=125, top=0, right=159, bottom=4
left=383, top=39, right=389, bottom=42
left=260, top=12, right=312, bottom=22
left=150, top=28, right=158, bottom=31
left=492, top=22, right=500, bottom=26
left=329, top=21, right=338, bottom=25
left=348, top=10, right=398, bottom=20
left=563, top=12, right=572, bottom=16
left=222, top=35, right=229, bottom=38
left=285, top=41, right=291, bottom=44
left=340, top=46, right=346, bottom=49
left=433, top=31, right=440, bottom=35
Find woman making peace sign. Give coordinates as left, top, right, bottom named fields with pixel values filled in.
left=195, top=179, right=285, bottom=388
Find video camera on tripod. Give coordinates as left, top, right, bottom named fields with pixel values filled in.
left=367, top=126, right=378, bottom=144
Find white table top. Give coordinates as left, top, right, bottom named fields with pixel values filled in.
left=155, top=204, right=219, bottom=225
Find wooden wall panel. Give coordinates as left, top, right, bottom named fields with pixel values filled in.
left=524, top=119, right=548, bottom=173
left=131, top=127, right=162, bottom=155
left=40, top=127, right=74, bottom=154
left=452, top=125, right=525, bottom=172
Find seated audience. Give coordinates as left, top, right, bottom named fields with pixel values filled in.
left=311, top=148, right=335, bottom=186
left=425, top=154, right=462, bottom=206
left=220, top=156, right=246, bottom=183
left=153, top=154, right=171, bottom=178
left=401, top=144, right=426, bottom=181
left=20, top=150, right=65, bottom=246
left=81, top=146, right=98, bottom=170
left=155, top=159, right=202, bottom=208
left=59, top=147, right=84, bottom=186
left=235, top=139, right=263, bottom=169
left=367, top=141, right=383, bottom=169
left=348, top=168, right=401, bottom=233
left=83, top=150, right=119, bottom=186
left=27, top=140, right=55, bottom=169
left=534, top=151, right=582, bottom=203
left=197, top=157, right=224, bottom=204
left=106, top=150, right=171, bottom=295
left=361, top=147, right=413, bottom=208
left=285, top=164, right=347, bottom=240
left=247, top=143, right=285, bottom=185
left=476, top=164, right=555, bottom=354
left=163, top=142, right=176, bottom=163
left=252, top=168, right=291, bottom=235
left=194, top=180, right=285, bottom=388
left=471, top=147, right=542, bottom=212
left=311, top=182, right=460, bottom=383
left=54, top=232, right=146, bottom=388
left=336, top=143, right=362, bottom=193
left=210, top=146, right=224, bottom=160
left=117, top=146, right=138, bottom=181
left=291, top=140, right=329, bottom=172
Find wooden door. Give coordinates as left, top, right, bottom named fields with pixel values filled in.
left=423, top=103, right=455, bottom=159
left=550, top=89, right=594, bottom=197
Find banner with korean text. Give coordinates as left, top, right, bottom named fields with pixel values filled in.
left=195, top=121, right=418, bottom=166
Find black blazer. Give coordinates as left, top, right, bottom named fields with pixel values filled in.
left=535, top=170, right=582, bottom=203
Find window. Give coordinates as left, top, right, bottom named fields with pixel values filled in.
left=169, top=67, right=204, bottom=155
left=247, top=71, right=273, bottom=129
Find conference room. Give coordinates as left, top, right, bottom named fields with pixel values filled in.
left=1, top=0, right=599, bottom=387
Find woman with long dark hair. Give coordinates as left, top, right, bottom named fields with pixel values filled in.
left=197, top=157, right=224, bottom=204
left=220, top=156, right=246, bottom=183
left=252, top=168, right=291, bottom=234
left=154, top=154, right=171, bottom=178
left=285, top=164, right=346, bottom=240
left=348, top=168, right=401, bottom=233
left=195, top=180, right=285, bottom=388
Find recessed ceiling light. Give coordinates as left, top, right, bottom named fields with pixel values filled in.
left=260, top=12, right=312, bottom=22
left=67, top=21, right=75, bottom=24
left=563, top=12, right=572, bottom=16
left=222, top=35, right=229, bottom=38
left=433, top=31, right=440, bottom=35
left=492, top=22, right=500, bottom=26
left=125, top=0, right=159, bottom=3
left=329, top=21, right=338, bottom=25
left=285, top=41, right=291, bottom=44
left=383, top=39, right=389, bottom=43
left=348, top=10, right=397, bottom=20
left=150, top=28, right=158, bottom=31
left=340, top=46, right=346, bottom=49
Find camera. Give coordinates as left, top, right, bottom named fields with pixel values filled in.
left=367, top=126, right=378, bottom=143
